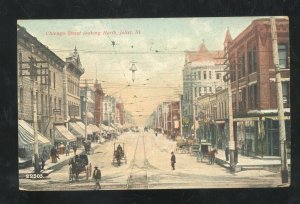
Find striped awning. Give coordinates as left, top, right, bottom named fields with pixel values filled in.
left=76, top=121, right=93, bottom=135
left=18, top=120, right=51, bottom=146
left=88, top=124, right=100, bottom=133
left=54, top=125, right=77, bottom=142
left=69, top=122, right=85, bottom=138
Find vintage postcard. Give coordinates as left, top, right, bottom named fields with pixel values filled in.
left=17, top=17, right=290, bottom=191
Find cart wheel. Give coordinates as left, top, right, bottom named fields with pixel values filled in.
left=89, top=163, right=92, bottom=177
left=69, top=166, right=73, bottom=181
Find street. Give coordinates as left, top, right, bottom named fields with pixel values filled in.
left=20, top=130, right=282, bottom=191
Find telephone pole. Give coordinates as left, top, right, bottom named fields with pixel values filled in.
left=270, top=16, right=289, bottom=184
left=19, top=55, right=49, bottom=173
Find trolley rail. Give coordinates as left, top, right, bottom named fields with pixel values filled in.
left=126, top=134, right=149, bottom=189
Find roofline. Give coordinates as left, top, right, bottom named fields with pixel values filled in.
left=17, top=24, right=65, bottom=66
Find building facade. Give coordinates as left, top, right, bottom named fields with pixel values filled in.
left=182, top=41, right=226, bottom=137
left=94, top=80, right=105, bottom=126
left=17, top=25, right=65, bottom=143
left=226, top=18, right=290, bottom=157
left=63, top=47, right=85, bottom=122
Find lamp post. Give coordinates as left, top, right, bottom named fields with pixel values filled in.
left=270, top=16, right=288, bottom=184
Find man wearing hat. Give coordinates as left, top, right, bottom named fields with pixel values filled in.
left=93, top=165, right=101, bottom=190
left=171, top=152, right=176, bottom=170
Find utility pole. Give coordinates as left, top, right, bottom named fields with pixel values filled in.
left=32, top=80, right=39, bottom=173
left=179, top=95, right=183, bottom=137
left=270, top=16, right=289, bottom=184
left=19, top=55, right=49, bottom=174
left=193, top=103, right=197, bottom=140
left=223, top=36, right=236, bottom=170
left=85, top=79, right=88, bottom=141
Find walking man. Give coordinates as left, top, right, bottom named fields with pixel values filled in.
left=171, top=152, right=176, bottom=170
left=93, top=166, right=101, bottom=190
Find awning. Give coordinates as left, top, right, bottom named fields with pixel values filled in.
left=88, top=124, right=100, bottom=133
left=233, top=117, right=260, bottom=122
left=69, top=122, right=85, bottom=138
left=76, top=121, right=93, bottom=135
left=265, top=116, right=290, bottom=120
left=54, top=125, right=77, bottom=142
left=87, top=112, right=94, bottom=119
left=215, top=120, right=226, bottom=124
left=18, top=120, right=51, bottom=146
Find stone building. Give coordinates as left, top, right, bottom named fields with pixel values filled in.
left=63, top=47, right=85, bottom=122
left=17, top=25, right=64, bottom=143
left=182, top=40, right=226, bottom=137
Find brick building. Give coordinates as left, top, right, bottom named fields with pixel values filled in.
left=226, top=18, right=290, bottom=157
left=94, top=80, right=105, bottom=126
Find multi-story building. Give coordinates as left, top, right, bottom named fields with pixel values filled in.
left=17, top=25, right=65, bottom=142
left=63, top=47, right=85, bottom=122
left=80, top=86, right=95, bottom=125
left=116, top=98, right=125, bottom=125
left=182, top=41, right=226, bottom=137
left=94, top=80, right=105, bottom=126
left=103, top=95, right=116, bottom=126
left=226, top=18, right=290, bottom=157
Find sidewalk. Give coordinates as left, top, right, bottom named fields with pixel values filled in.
left=19, top=143, right=98, bottom=178
left=215, top=149, right=291, bottom=172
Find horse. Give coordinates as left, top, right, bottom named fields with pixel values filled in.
left=207, top=149, right=218, bottom=165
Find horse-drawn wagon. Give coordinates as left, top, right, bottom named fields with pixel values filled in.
left=197, top=142, right=218, bottom=164
left=175, top=137, right=190, bottom=154
left=112, top=143, right=127, bottom=166
left=69, top=154, right=92, bottom=181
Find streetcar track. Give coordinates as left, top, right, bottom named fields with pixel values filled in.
left=126, top=133, right=149, bottom=189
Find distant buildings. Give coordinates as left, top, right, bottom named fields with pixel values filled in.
left=182, top=40, right=226, bottom=137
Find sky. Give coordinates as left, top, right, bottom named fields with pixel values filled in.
left=18, top=17, right=270, bottom=126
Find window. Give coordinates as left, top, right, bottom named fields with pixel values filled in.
left=204, top=71, right=207, bottom=79
left=248, top=50, right=253, bottom=73
left=209, top=87, right=212, bottom=92
left=54, top=98, right=57, bottom=109
left=49, top=96, right=52, bottom=116
left=248, top=84, right=258, bottom=109
left=204, top=87, right=207, bottom=93
left=253, top=47, right=257, bottom=72
left=278, top=44, right=288, bottom=69
left=194, top=87, right=197, bottom=97
left=198, top=71, right=201, bottom=80
left=48, top=70, right=51, bottom=86
left=209, top=71, right=211, bottom=79
left=19, top=88, right=24, bottom=112
left=282, top=81, right=290, bottom=108
left=216, top=72, right=221, bottom=79
left=53, top=72, right=56, bottom=88
left=239, top=53, right=245, bottom=77
left=199, top=87, right=201, bottom=96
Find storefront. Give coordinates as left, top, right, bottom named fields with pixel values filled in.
left=54, top=125, right=77, bottom=148
left=18, top=120, right=51, bottom=167
left=68, top=122, right=85, bottom=147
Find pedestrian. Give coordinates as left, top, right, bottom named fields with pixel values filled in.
left=73, top=144, right=77, bottom=155
left=225, top=146, right=229, bottom=161
left=93, top=166, right=101, bottom=190
left=50, top=146, right=57, bottom=163
left=65, top=143, right=70, bottom=156
left=171, top=152, right=176, bottom=170
left=41, top=147, right=48, bottom=170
